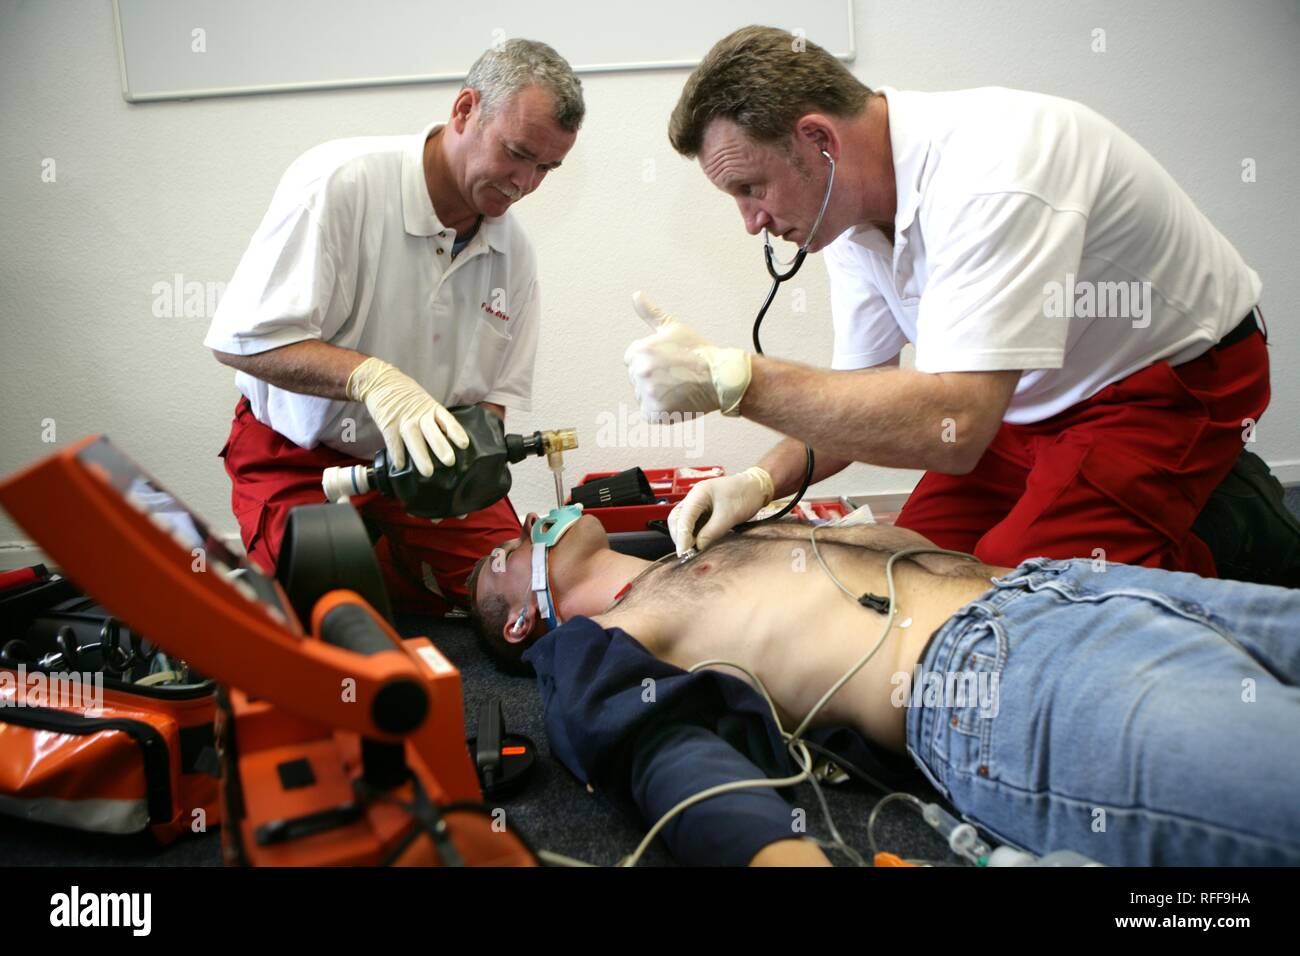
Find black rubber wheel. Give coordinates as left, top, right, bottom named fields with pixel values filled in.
left=275, top=503, right=394, bottom=629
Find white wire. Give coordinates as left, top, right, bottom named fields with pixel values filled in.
left=793, top=536, right=980, bottom=740
left=538, top=849, right=598, bottom=867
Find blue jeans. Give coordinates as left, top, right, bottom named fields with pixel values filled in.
left=905, top=557, right=1300, bottom=865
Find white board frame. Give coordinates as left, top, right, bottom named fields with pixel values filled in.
left=112, top=0, right=856, bottom=103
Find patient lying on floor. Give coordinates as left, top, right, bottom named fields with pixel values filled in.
left=466, top=510, right=1300, bottom=867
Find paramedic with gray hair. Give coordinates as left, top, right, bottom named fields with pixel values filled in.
left=205, top=39, right=584, bottom=614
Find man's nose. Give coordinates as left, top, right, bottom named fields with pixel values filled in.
left=509, top=167, right=535, bottom=195
left=742, top=202, right=770, bottom=236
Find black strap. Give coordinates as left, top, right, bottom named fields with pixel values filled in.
left=1216, top=310, right=1260, bottom=350
left=358, top=775, right=466, bottom=867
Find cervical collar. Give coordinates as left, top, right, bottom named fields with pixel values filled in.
left=529, top=504, right=584, bottom=631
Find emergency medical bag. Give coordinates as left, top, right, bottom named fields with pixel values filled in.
left=0, top=565, right=220, bottom=843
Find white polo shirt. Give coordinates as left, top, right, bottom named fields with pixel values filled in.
left=824, top=87, right=1261, bottom=424
left=204, top=122, right=540, bottom=454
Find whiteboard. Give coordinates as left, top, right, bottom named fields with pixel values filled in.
left=112, top=0, right=855, bottom=103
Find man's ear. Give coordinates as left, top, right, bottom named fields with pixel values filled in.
left=450, top=87, right=478, bottom=133
left=502, top=601, right=537, bottom=644
left=794, top=114, right=839, bottom=163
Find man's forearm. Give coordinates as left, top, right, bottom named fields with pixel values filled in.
left=741, top=355, right=1010, bottom=474
left=758, top=437, right=852, bottom=500
left=211, top=340, right=368, bottom=401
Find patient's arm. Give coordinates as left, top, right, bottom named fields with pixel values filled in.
left=628, top=721, right=830, bottom=866
left=526, top=616, right=834, bottom=865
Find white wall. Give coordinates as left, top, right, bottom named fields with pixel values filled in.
left=2, top=0, right=1297, bottom=549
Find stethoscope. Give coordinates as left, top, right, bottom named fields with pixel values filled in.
left=735, top=148, right=837, bottom=530
left=762, top=148, right=837, bottom=282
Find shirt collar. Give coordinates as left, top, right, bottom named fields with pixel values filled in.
left=848, top=87, right=930, bottom=252
left=881, top=87, right=929, bottom=235
left=402, top=120, right=509, bottom=253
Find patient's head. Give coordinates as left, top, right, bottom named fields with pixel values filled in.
left=466, top=511, right=635, bottom=672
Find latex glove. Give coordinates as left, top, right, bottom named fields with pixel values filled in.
left=668, top=466, right=774, bottom=555
left=623, top=291, right=753, bottom=418
left=345, top=356, right=470, bottom=477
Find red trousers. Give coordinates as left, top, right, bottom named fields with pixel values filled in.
left=895, top=329, right=1270, bottom=576
left=219, top=397, right=522, bottom=616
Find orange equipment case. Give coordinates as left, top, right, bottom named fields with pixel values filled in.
left=0, top=653, right=220, bottom=844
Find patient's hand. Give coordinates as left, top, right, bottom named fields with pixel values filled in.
left=749, top=838, right=834, bottom=867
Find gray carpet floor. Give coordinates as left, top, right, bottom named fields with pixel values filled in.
left=3, top=486, right=1298, bottom=867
